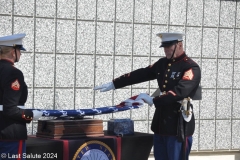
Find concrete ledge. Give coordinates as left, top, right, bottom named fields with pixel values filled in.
left=148, top=151, right=240, bottom=160
left=190, top=151, right=240, bottom=160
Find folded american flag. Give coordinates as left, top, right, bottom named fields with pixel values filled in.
left=116, top=95, right=145, bottom=107
left=26, top=95, right=145, bottom=118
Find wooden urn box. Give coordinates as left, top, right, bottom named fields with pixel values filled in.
left=36, top=118, right=104, bottom=139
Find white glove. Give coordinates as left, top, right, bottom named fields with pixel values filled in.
left=32, top=110, right=43, bottom=120
left=93, top=82, right=115, bottom=92
left=135, top=93, right=154, bottom=106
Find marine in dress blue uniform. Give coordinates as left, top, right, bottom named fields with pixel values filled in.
left=94, top=32, right=201, bottom=160
left=0, top=34, right=42, bottom=160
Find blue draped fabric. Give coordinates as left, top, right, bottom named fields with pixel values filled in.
left=25, top=105, right=141, bottom=118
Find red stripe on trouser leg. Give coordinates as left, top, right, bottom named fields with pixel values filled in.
left=17, top=140, right=23, bottom=160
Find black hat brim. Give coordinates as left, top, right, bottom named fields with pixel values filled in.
left=160, top=40, right=178, bottom=47
left=15, top=45, right=26, bottom=51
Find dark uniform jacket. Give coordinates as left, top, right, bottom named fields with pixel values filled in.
left=113, top=52, right=201, bottom=136
left=0, top=59, right=33, bottom=140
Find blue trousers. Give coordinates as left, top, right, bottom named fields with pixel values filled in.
left=0, top=140, right=26, bottom=160
left=153, top=134, right=192, bottom=160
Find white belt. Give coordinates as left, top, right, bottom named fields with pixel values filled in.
left=0, top=105, right=25, bottom=111
left=17, top=105, right=25, bottom=109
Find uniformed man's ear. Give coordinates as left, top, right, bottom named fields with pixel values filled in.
left=178, top=42, right=183, bottom=48
left=10, top=48, right=15, bottom=57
